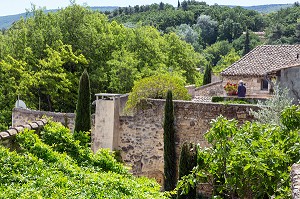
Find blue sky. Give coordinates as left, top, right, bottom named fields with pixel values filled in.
left=0, top=0, right=297, bottom=16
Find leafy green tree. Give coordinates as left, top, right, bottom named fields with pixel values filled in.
left=203, top=65, right=212, bottom=85
left=177, top=109, right=300, bottom=198
left=177, top=142, right=197, bottom=199
left=164, top=90, right=176, bottom=191
left=195, top=15, right=218, bottom=46
left=125, top=74, right=191, bottom=112
left=213, top=48, right=240, bottom=73
left=203, top=40, right=232, bottom=66
left=74, top=69, right=91, bottom=133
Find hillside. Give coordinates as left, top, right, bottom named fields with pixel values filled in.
left=0, top=4, right=294, bottom=30
left=0, top=6, right=118, bottom=29
left=243, top=4, right=292, bottom=13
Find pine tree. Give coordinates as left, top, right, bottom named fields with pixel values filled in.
left=244, top=29, right=250, bottom=55
left=177, top=142, right=197, bottom=199
left=178, top=0, right=181, bottom=8
left=203, top=65, right=212, bottom=85
left=74, top=69, right=91, bottom=133
left=164, top=90, right=177, bottom=191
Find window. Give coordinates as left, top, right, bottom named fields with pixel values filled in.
left=261, top=79, right=268, bottom=90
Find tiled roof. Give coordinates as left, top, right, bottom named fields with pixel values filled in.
left=221, top=45, right=300, bottom=77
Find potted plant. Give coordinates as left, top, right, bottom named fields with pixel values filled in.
left=224, top=82, right=237, bottom=95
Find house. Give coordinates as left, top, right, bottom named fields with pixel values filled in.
left=220, top=45, right=300, bottom=98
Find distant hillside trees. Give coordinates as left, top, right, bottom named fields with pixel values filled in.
left=0, top=5, right=201, bottom=129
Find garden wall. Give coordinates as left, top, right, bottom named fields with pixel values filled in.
left=118, top=99, right=259, bottom=184
left=0, top=119, right=47, bottom=150
left=194, top=81, right=224, bottom=96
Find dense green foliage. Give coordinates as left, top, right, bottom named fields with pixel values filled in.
left=125, top=74, right=191, bottom=111
left=0, top=4, right=201, bottom=130
left=177, top=105, right=300, bottom=198
left=0, top=121, right=166, bottom=198
left=177, top=142, right=197, bottom=199
left=163, top=90, right=176, bottom=191
left=74, top=70, right=91, bottom=134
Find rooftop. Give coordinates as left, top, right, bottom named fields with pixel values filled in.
left=221, top=45, right=300, bottom=77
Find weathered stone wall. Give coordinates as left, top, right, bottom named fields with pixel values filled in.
left=12, top=108, right=76, bottom=131
left=277, top=66, right=300, bottom=104
left=118, top=99, right=259, bottom=184
left=194, top=81, right=224, bottom=97
left=0, top=119, right=47, bottom=150
left=223, top=76, right=271, bottom=98
left=291, top=164, right=300, bottom=198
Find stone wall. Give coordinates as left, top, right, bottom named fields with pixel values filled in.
left=12, top=108, right=76, bottom=131
left=118, top=99, right=259, bottom=184
left=0, top=119, right=47, bottom=150
left=194, top=81, right=224, bottom=97
left=291, top=164, right=300, bottom=198
left=277, top=66, right=300, bottom=104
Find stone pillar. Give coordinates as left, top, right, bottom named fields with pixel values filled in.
left=92, top=94, right=120, bottom=152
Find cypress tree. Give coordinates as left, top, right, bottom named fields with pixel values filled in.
left=203, top=65, right=212, bottom=85
left=74, top=69, right=91, bottom=133
left=177, top=142, right=197, bottom=199
left=244, top=29, right=250, bottom=55
left=178, top=0, right=181, bottom=8
left=164, top=90, right=177, bottom=191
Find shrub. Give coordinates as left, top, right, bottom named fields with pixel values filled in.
left=125, top=74, right=191, bottom=112
left=0, top=122, right=166, bottom=198
left=177, top=142, right=197, bottom=199
left=177, top=108, right=300, bottom=198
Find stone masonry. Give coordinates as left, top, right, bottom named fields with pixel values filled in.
left=291, top=164, right=300, bottom=198
left=118, top=99, right=259, bottom=184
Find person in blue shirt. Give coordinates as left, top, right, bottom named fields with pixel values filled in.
left=238, top=80, right=246, bottom=97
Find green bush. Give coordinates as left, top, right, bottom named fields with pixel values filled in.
left=126, top=74, right=191, bottom=112
left=177, top=107, right=300, bottom=198
left=0, top=122, right=166, bottom=198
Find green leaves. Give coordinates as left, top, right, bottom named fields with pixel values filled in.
left=177, top=107, right=300, bottom=198
left=0, top=121, right=166, bottom=198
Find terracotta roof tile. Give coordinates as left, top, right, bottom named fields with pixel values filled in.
left=221, top=45, right=300, bottom=77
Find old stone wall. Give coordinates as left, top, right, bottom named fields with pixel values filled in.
left=0, top=119, right=47, bottom=150
left=12, top=108, right=76, bottom=131
left=118, top=99, right=259, bottom=184
left=291, top=164, right=300, bottom=198
left=277, top=66, right=300, bottom=104
left=194, top=81, right=224, bottom=96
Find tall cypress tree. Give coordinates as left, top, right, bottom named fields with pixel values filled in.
left=178, top=0, right=181, bottom=8
left=203, top=65, right=212, bottom=85
left=244, top=29, right=250, bottom=55
left=74, top=69, right=91, bottom=133
left=177, top=142, right=197, bottom=199
left=164, top=90, right=176, bottom=191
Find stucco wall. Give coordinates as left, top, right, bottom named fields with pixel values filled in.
left=278, top=66, right=300, bottom=104
left=118, top=99, right=259, bottom=184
